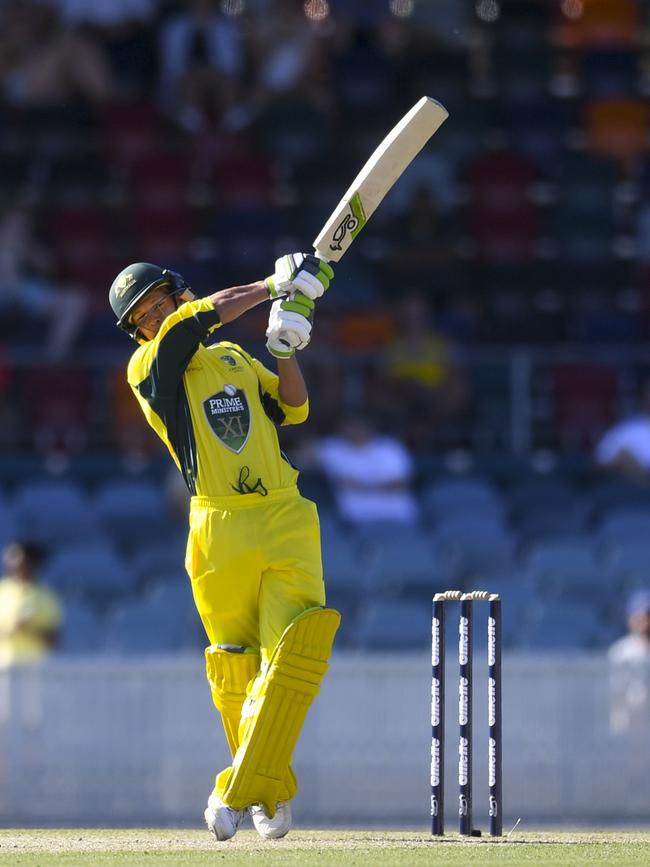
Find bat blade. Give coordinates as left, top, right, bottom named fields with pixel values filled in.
left=313, top=96, right=448, bottom=262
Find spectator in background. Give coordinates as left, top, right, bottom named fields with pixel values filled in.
left=315, top=414, right=420, bottom=526
left=157, top=0, right=247, bottom=131
left=595, top=377, right=650, bottom=484
left=56, top=0, right=156, bottom=98
left=0, top=204, right=87, bottom=360
left=0, top=542, right=62, bottom=667
left=0, top=0, right=112, bottom=107
left=373, top=291, right=467, bottom=450
left=608, top=589, right=650, bottom=734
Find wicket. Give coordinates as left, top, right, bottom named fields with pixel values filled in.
left=430, top=590, right=503, bottom=837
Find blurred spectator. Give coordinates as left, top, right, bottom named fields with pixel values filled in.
left=373, top=291, right=467, bottom=450
left=595, top=378, right=650, bottom=483
left=0, top=542, right=62, bottom=667
left=314, top=414, right=419, bottom=525
left=0, top=204, right=87, bottom=360
left=56, top=0, right=156, bottom=97
left=608, top=589, right=650, bottom=734
left=0, top=0, right=113, bottom=107
left=157, top=0, right=247, bottom=131
left=250, top=0, right=327, bottom=100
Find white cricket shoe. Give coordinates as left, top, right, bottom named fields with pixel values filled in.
left=249, top=801, right=292, bottom=839
left=204, top=793, right=245, bottom=841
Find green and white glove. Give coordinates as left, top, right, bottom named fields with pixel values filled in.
left=265, top=252, right=334, bottom=300
left=265, top=292, right=315, bottom=358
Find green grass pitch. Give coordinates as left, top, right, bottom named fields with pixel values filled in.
left=2, top=830, right=650, bottom=866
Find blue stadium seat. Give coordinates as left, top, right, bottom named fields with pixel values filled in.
left=596, top=509, right=650, bottom=544
left=58, top=600, right=102, bottom=654
left=364, top=530, right=440, bottom=595
left=103, top=584, right=195, bottom=654
left=129, top=534, right=188, bottom=587
left=523, top=537, right=612, bottom=602
left=600, top=541, right=650, bottom=587
left=433, top=528, right=516, bottom=585
left=43, top=542, right=135, bottom=606
left=422, top=478, right=504, bottom=522
left=321, top=534, right=366, bottom=594
left=518, top=602, right=603, bottom=651
left=93, top=480, right=175, bottom=549
left=13, top=481, right=99, bottom=547
left=357, top=599, right=431, bottom=651
left=506, top=477, right=579, bottom=513
left=513, top=504, right=590, bottom=542
left=589, top=479, right=650, bottom=517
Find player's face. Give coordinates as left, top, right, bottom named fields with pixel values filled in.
left=131, top=288, right=177, bottom=340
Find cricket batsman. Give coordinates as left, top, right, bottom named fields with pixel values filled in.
left=108, top=254, right=340, bottom=841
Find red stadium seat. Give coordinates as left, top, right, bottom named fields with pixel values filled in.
left=465, top=150, right=539, bottom=263
left=552, top=362, right=618, bottom=449
left=100, top=101, right=164, bottom=169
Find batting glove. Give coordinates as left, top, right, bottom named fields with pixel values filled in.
left=265, top=293, right=314, bottom=358
left=265, top=253, right=334, bottom=301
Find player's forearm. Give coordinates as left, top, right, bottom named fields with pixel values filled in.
left=208, top=282, right=269, bottom=324
left=277, top=356, right=308, bottom=407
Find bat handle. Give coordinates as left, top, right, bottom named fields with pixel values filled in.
left=313, top=247, right=330, bottom=264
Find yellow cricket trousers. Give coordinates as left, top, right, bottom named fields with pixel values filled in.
left=185, top=485, right=325, bottom=665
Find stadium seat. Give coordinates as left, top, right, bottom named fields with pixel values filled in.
left=422, top=478, right=504, bottom=523
left=518, top=602, right=603, bottom=651
left=43, top=541, right=135, bottom=607
left=581, top=48, right=640, bottom=98
left=93, top=480, right=175, bottom=550
left=58, top=600, right=102, bottom=654
left=103, top=583, right=195, bottom=654
left=559, top=0, right=640, bottom=48
left=129, top=535, right=188, bottom=588
left=432, top=526, right=516, bottom=586
left=515, top=508, right=590, bottom=543
left=502, top=97, right=572, bottom=164
left=356, top=599, right=431, bottom=651
left=596, top=509, right=650, bottom=544
left=523, top=537, right=612, bottom=602
left=585, top=97, right=649, bottom=163
left=321, top=531, right=367, bottom=595
left=363, top=530, right=440, bottom=596
left=13, top=481, right=98, bottom=547
left=600, top=541, right=650, bottom=587
left=589, top=479, right=650, bottom=516
left=22, top=367, right=93, bottom=454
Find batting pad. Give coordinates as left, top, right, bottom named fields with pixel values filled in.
left=205, top=644, right=260, bottom=756
left=220, top=607, right=341, bottom=814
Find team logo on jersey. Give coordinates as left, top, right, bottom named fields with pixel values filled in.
left=220, top=354, right=237, bottom=367
left=203, top=385, right=250, bottom=453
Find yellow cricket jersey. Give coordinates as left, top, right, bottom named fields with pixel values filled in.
left=127, top=297, right=309, bottom=498
left=0, top=577, right=62, bottom=666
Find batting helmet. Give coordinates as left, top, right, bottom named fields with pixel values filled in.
left=109, top=262, right=189, bottom=339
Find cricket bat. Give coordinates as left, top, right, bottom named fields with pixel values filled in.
left=313, top=96, right=448, bottom=262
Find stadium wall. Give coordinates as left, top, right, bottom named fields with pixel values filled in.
left=0, top=654, right=647, bottom=827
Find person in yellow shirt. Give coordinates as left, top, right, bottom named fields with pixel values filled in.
left=0, top=541, right=62, bottom=667
left=108, top=253, right=339, bottom=842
